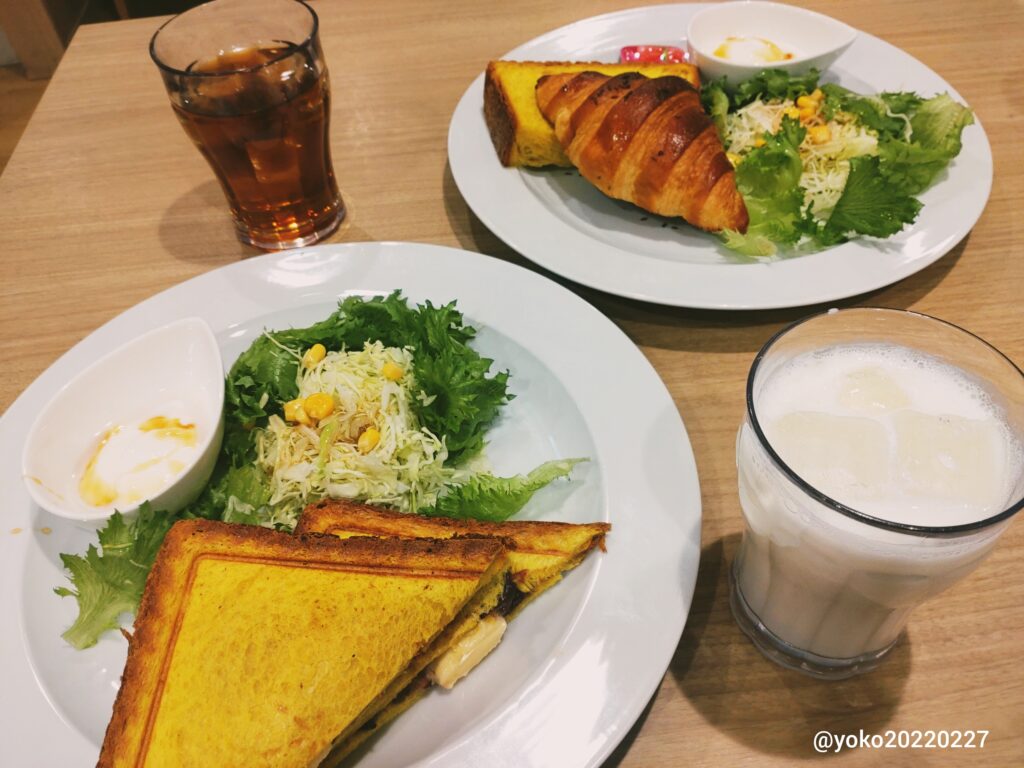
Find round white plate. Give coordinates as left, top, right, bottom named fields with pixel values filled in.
left=0, top=243, right=701, bottom=767
left=447, top=3, right=993, bottom=309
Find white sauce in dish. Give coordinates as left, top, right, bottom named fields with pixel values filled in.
left=77, top=413, right=201, bottom=507
left=713, top=36, right=796, bottom=63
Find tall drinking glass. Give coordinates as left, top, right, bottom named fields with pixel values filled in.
left=731, top=308, right=1024, bottom=679
left=150, top=0, right=344, bottom=249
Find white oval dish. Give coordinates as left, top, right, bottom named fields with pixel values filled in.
left=21, top=317, right=224, bottom=525
left=687, top=1, right=857, bottom=82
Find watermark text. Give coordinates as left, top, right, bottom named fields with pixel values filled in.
left=813, top=729, right=989, bottom=753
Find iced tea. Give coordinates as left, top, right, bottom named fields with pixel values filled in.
left=151, top=0, right=344, bottom=249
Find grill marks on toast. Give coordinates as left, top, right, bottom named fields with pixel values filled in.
left=101, top=507, right=610, bottom=766
left=98, top=520, right=510, bottom=768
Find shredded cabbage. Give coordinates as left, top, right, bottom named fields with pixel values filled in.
left=254, top=341, right=465, bottom=527
left=725, top=99, right=878, bottom=219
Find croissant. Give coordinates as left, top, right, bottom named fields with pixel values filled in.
left=535, top=71, right=749, bottom=233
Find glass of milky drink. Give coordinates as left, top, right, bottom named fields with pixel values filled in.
left=732, top=307, right=1024, bottom=679
left=150, top=0, right=344, bottom=249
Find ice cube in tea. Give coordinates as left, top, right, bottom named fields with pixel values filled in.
left=171, top=44, right=343, bottom=248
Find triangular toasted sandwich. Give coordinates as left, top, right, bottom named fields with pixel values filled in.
left=296, top=499, right=610, bottom=764
left=98, top=519, right=510, bottom=768
left=298, top=499, right=610, bottom=619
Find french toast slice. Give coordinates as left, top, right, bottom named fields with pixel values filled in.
left=98, top=519, right=509, bottom=768
left=484, top=59, right=700, bottom=167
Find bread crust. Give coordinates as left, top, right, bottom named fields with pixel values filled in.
left=298, top=498, right=610, bottom=556
left=297, top=500, right=609, bottom=761
left=98, top=520, right=506, bottom=767
left=483, top=61, right=517, bottom=166
left=483, top=59, right=700, bottom=168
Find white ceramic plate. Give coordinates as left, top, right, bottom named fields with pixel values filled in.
left=447, top=3, right=993, bottom=309
left=0, top=243, right=701, bottom=767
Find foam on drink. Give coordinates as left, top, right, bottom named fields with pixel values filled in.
left=733, top=341, right=1024, bottom=662
left=756, top=343, right=1023, bottom=527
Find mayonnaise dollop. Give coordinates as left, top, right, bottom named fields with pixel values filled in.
left=713, top=36, right=795, bottom=63
left=78, top=415, right=200, bottom=507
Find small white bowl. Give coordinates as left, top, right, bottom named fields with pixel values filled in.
left=687, top=1, right=857, bottom=83
left=22, top=318, right=224, bottom=526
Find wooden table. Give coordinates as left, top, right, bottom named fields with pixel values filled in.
left=2, top=1, right=1021, bottom=764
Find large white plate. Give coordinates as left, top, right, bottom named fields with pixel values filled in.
left=448, top=3, right=993, bottom=309
left=0, top=243, right=701, bottom=767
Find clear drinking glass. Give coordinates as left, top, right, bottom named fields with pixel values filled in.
left=150, top=0, right=344, bottom=249
left=731, top=308, right=1024, bottom=679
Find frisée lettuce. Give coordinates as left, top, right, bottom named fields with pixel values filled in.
left=56, top=292, right=585, bottom=648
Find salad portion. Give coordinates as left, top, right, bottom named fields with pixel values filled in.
left=256, top=340, right=452, bottom=525
left=56, top=292, right=583, bottom=649
left=701, top=69, right=975, bottom=257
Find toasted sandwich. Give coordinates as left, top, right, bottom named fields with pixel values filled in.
left=298, top=499, right=610, bottom=621
left=297, top=499, right=610, bottom=764
left=98, top=519, right=511, bottom=768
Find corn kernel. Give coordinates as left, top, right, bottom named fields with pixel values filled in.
left=357, top=427, right=380, bottom=453
left=726, top=152, right=742, bottom=167
left=809, top=125, right=832, bottom=144
left=284, top=398, right=311, bottom=425
left=382, top=361, right=404, bottom=381
left=303, top=392, right=335, bottom=421
left=810, top=88, right=824, bottom=102
left=754, top=136, right=766, bottom=148
left=782, top=106, right=801, bottom=120
left=796, top=95, right=816, bottom=109
left=799, top=106, right=817, bottom=123
left=302, top=343, right=327, bottom=369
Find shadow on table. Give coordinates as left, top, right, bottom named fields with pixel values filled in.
left=440, top=158, right=970, bottom=356
left=158, top=180, right=257, bottom=263
left=584, top=236, right=969, bottom=357
left=665, top=535, right=911, bottom=760
left=157, top=180, right=375, bottom=262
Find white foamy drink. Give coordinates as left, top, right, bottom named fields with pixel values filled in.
left=735, top=342, right=1023, bottom=661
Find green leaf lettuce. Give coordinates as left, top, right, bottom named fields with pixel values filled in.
left=723, top=117, right=809, bottom=256
left=54, top=505, right=182, bottom=649
left=815, top=155, right=923, bottom=245
left=421, top=459, right=586, bottom=522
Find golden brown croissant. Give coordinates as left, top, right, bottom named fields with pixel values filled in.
left=535, top=71, right=749, bottom=233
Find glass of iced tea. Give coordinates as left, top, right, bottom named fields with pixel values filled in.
left=150, top=0, right=344, bottom=249
left=732, top=308, right=1024, bottom=679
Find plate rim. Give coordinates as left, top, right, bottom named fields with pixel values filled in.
left=0, top=241, right=702, bottom=767
left=447, top=2, right=993, bottom=310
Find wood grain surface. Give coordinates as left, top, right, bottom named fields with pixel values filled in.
left=1, top=1, right=1021, bottom=765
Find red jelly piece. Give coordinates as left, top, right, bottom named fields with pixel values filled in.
left=619, top=45, right=688, bottom=64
